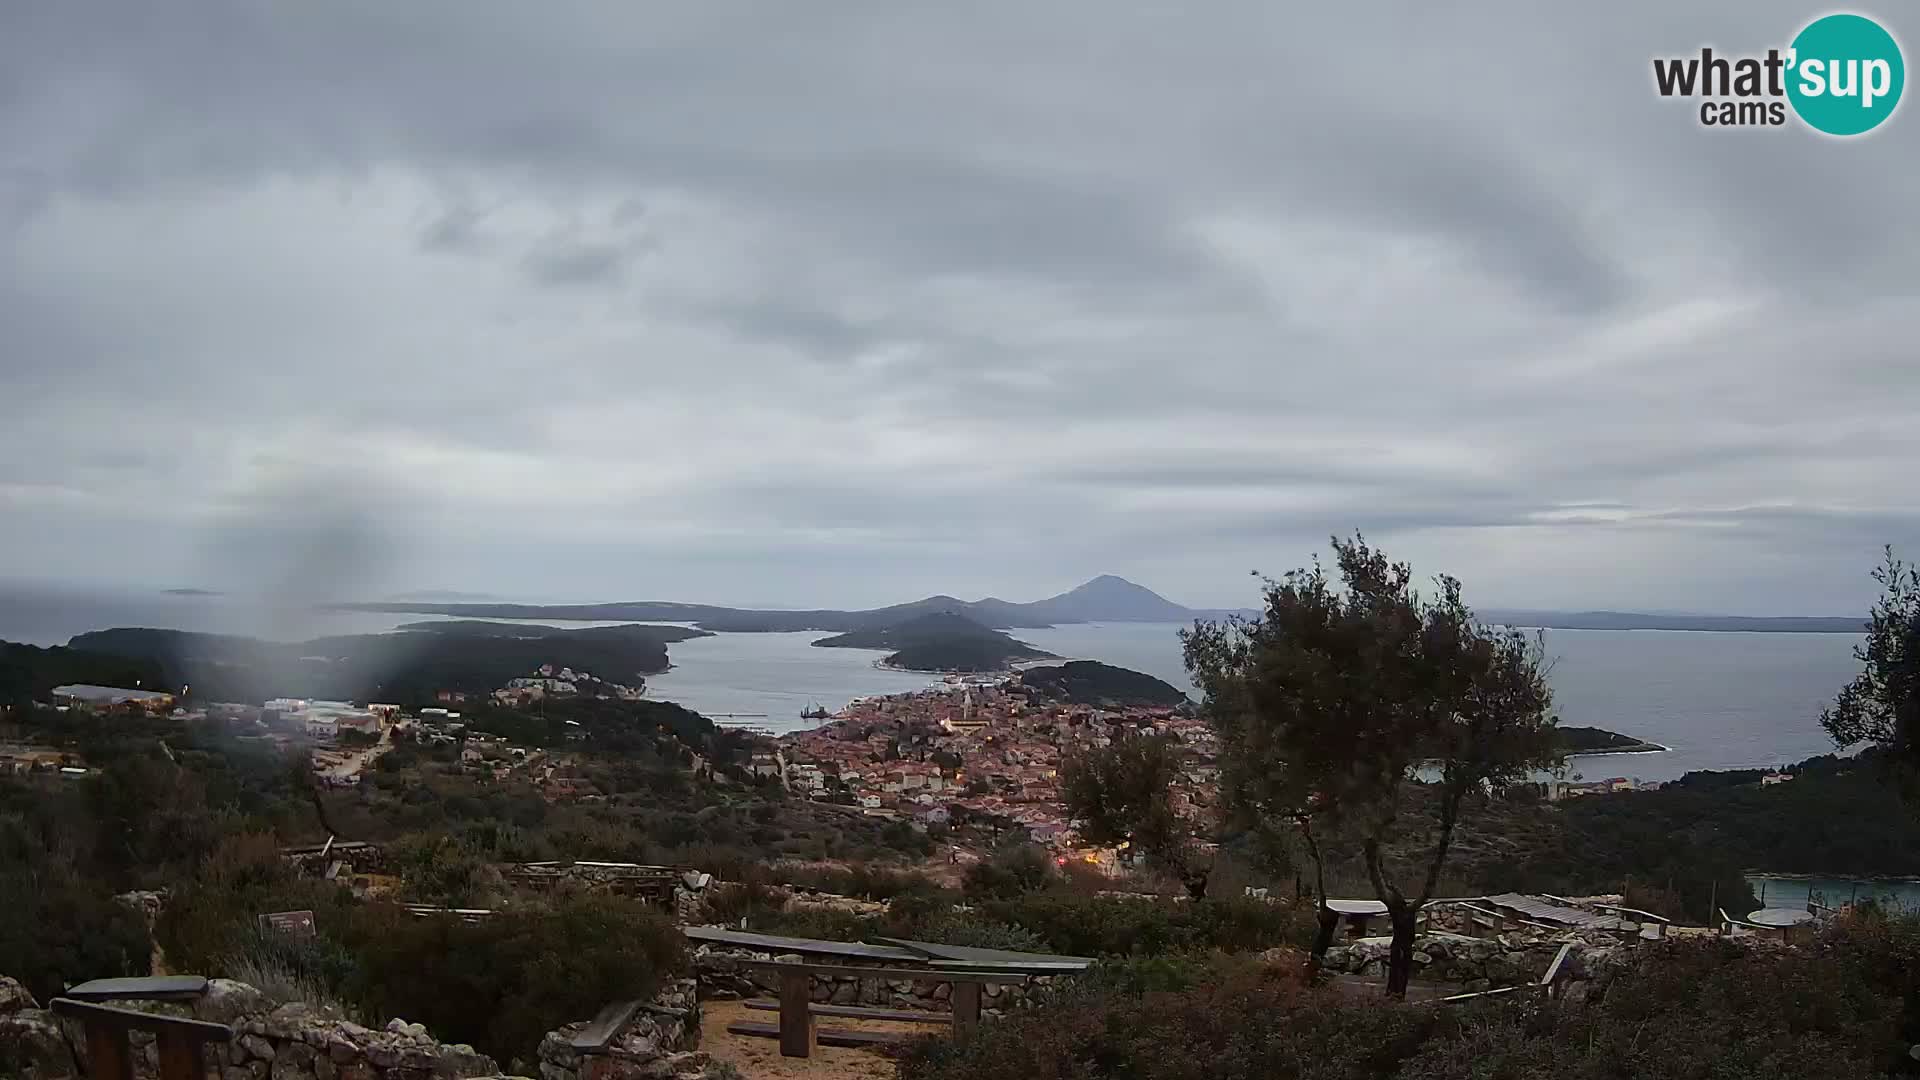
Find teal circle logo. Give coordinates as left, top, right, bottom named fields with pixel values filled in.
left=1787, top=14, right=1904, bottom=135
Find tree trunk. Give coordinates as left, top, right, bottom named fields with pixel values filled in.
left=1181, top=867, right=1209, bottom=900
left=1385, top=905, right=1418, bottom=998
left=1307, top=902, right=1341, bottom=977
left=1299, top=816, right=1337, bottom=975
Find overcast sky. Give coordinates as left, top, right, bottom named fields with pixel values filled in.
left=2, top=2, right=1915, bottom=615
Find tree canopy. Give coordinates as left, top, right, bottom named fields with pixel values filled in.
left=1184, top=535, right=1560, bottom=995
left=1822, top=546, right=1920, bottom=802
left=1059, top=733, right=1197, bottom=892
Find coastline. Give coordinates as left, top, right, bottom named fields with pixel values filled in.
left=1565, top=742, right=1670, bottom=758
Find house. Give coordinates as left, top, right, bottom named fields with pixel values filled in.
left=1761, top=772, right=1795, bottom=786
left=860, top=795, right=882, bottom=809
left=50, top=684, right=175, bottom=714
left=919, top=806, right=950, bottom=825
left=305, top=716, right=339, bottom=739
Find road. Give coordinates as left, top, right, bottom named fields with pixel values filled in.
left=319, top=723, right=395, bottom=781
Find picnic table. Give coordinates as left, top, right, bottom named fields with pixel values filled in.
left=1325, top=899, right=1389, bottom=938
left=1747, top=907, right=1817, bottom=943
left=1745, top=908, right=1815, bottom=928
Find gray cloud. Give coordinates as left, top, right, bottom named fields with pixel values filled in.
left=1, top=1, right=1915, bottom=616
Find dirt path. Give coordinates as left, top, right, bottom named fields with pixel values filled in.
left=700, top=999, right=926, bottom=1080
left=319, top=724, right=394, bottom=781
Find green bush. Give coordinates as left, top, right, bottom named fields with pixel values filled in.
left=747, top=906, right=879, bottom=942
left=339, top=894, right=684, bottom=1067
left=913, top=916, right=1048, bottom=954
left=975, top=894, right=1310, bottom=957
left=897, top=937, right=1910, bottom=1080
left=961, top=844, right=1059, bottom=901
left=155, top=832, right=358, bottom=977
left=0, top=863, right=152, bottom=1003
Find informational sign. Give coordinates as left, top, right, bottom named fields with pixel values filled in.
left=259, top=910, right=317, bottom=939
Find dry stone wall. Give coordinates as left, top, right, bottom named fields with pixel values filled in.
left=1320, top=932, right=1627, bottom=997
left=533, top=979, right=712, bottom=1080
left=691, top=944, right=1047, bottom=1017
left=0, top=973, right=738, bottom=1080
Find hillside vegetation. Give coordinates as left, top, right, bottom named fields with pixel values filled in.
left=63, top=623, right=702, bottom=705
left=812, top=611, right=1056, bottom=672
left=1017, top=660, right=1191, bottom=707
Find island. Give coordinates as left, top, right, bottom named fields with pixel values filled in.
left=1014, top=660, right=1191, bottom=708
left=811, top=611, right=1056, bottom=673
left=61, top=622, right=703, bottom=706
left=1557, top=725, right=1666, bottom=755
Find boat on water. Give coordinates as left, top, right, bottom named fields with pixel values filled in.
left=799, top=702, right=830, bottom=720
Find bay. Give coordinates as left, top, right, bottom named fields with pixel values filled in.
left=0, top=585, right=1869, bottom=782
left=1744, top=875, right=1920, bottom=913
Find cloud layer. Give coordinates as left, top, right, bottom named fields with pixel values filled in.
left=3, top=2, right=1916, bottom=613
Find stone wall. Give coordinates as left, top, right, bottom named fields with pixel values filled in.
left=0, top=973, right=744, bottom=1080
left=0, top=974, right=506, bottom=1080
left=0, top=977, right=77, bottom=1080
left=533, top=979, right=715, bottom=1080
left=1320, top=932, right=1625, bottom=997
left=691, top=944, right=1047, bottom=1017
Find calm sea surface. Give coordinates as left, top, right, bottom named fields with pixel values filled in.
left=0, top=585, right=1868, bottom=781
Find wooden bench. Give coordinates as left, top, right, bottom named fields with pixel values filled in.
left=728, top=961, right=1028, bottom=1058
left=63, top=976, right=209, bottom=1002
left=50, top=998, right=232, bottom=1080
left=744, top=1000, right=952, bottom=1023
left=1592, top=904, right=1671, bottom=940
left=1719, top=907, right=1770, bottom=938
left=724, top=1021, right=907, bottom=1048
left=1435, top=942, right=1577, bottom=1005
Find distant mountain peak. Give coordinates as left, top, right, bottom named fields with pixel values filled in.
left=1066, top=574, right=1162, bottom=595
left=1035, top=575, right=1192, bottom=622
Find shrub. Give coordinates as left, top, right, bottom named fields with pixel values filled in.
left=339, top=893, right=684, bottom=1066
left=155, top=832, right=357, bottom=977
left=897, top=954, right=1447, bottom=1080
left=899, top=938, right=1911, bottom=1080
left=388, top=832, right=502, bottom=907
left=975, top=894, right=1310, bottom=957
left=961, top=844, right=1059, bottom=901
left=747, top=906, right=879, bottom=942
left=914, top=916, right=1048, bottom=954
left=0, top=863, right=152, bottom=1003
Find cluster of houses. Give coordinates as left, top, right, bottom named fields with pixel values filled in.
left=778, top=679, right=1216, bottom=858
left=491, top=663, right=644, bottom=707
left=48, top=683, right=176, bottom=713
left=0, top=742, right=89, bottom=780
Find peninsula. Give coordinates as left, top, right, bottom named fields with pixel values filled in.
left=1557, top=725, right=1666, bottom=755
left=334, top=577, right=1870, bottom=635
left=60, top=622, right=703, bottom=705
left=811, top=611, right=1055, bottom=673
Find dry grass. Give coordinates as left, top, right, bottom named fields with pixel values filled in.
left=699, top=999, right=928, bottom=1080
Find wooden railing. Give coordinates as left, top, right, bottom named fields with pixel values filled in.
left=1435, top=941, right=1577, bottom=1005
left=49, top=998, right=231, bottom=1080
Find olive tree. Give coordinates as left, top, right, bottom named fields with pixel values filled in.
left=1822, top=547, right=1920, bottom=800
left=1059, top=732, right=1209, bottom=897
left=1184, top=535, right=1559, bottom=997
